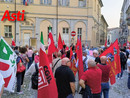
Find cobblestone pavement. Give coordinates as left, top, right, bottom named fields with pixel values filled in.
left=2, top=71, right=130, bottom=98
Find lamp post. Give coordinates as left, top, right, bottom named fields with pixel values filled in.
left=56, top=0, right=58, bottom=43
left=14, top=0, right=16, bottom=43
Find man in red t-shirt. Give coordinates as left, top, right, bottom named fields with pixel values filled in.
left=97, top=56, right=111, bottom=98
left=79, top=59, right=102, bottom=98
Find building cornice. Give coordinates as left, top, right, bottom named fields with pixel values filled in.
left=98, top=0, right=103, bottom=7
left=101, top=15, right=108, bottom=27
left=0, top=2, right=91, bottom=9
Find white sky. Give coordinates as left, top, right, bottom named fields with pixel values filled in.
left=101, top=0, right=124, bottom=28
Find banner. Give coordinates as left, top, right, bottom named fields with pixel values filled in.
left=100, top=43, right=116, bottom=85
left=77, top=39, right=83, bottom=79
left=38, top=32, right=58, bottom=98
left=0, top=37, right=17, bottom=92
left=100, top=39, right=121, bottom=85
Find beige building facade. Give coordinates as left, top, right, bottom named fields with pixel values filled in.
left=99, top=15, right=108, bottom=45
left=0, top=0, right=105, bottom=48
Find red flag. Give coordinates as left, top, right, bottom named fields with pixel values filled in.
left=70, top=47, right=78, bottom=76
left=100, top=40, right=121, bottom=85
left=77, top=39, right=83, bottom=79
left=38, top=32, right=58, bottom=98
left=47, top=33, right=56, bottom=63
left=66, top=46, right=69, bottom=51
left=63, top=40, right=65, bottom=45
left=123, top=43, right=126, bottom=47
left=11, top=36, right=16, bottom=46
left=100, top=44, right=116, bottom=85
left=55, top=46, right=59, bottom=52
left=75, top=38, right=80, bottom=58
left=105, top=40, right=107, bottom=47
left=112, top=39, right=121, bottom=75
left=58, top=33, right=63, bottom=50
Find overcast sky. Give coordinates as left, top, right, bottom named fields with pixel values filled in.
left=101, top=0, right=124, bottom=28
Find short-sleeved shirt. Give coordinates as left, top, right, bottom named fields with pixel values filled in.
left=97, top=64, right=111, bottom=82
left=55, top=65, right=75, bottom=98
left=20, top=54, right=28, bottom=66
left=81, top=67, right=102, bottom=94
left=27, top=50, right=33, bottom=57
left=127, top=59, right=130, bottom=73
left=0, top=73, right=5, bottom=92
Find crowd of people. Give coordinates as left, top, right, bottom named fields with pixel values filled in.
left=0, top=44, right=130, bottom=98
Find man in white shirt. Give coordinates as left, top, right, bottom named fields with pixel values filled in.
left=0, top=73, right=5, bottom=97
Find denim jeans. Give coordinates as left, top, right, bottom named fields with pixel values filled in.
left=128, top=73, right=130, bottom=89
left=28, top=57, right=33, bottom=69
left=92, top=93, right=101, bottom=98
left=117, top=66, right=123, bottom=78
left=101, top=82, right=109, bottom=98
left=16, top=72, right=22, bottom=92
left=66, top=94, right=74, bottom=98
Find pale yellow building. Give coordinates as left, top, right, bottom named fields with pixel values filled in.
left=99, top=15, right=108, bottom=46
left=0, top=0, right=104, bottom=48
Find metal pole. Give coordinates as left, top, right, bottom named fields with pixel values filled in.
left=56, top=0, right=58, bottom=43
left=15, top=0, right=16, bottom=42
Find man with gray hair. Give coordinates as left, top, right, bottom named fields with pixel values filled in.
left=79, top=59, right=102, bottom=98
left=93, top=50, right=101, bottom=64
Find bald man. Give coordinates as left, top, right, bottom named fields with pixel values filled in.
left=55, top=58, right=75, bottom=98
left=79, top=59, right=102, bottom=98
left=97, top=56, right=111, bottom=98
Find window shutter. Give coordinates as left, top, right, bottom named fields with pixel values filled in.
left=83, top=0, right=86, bottom=7
left=58, top=0, right=61, bottom=6
left=21, top=0, right=23, bottom=3
left=66, top=0, right=69, bottom=6
left=40, top=0, right=43, bottom=4
left=48, top=0, right=52, bottom=5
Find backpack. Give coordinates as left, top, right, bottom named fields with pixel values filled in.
left=31, top=63, right=38, bottom=90
left=120, top=52, right=127, bottom=65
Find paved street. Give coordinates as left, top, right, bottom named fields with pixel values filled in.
left=2, top=71, right=130, bottom=98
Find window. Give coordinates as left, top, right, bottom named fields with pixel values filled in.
left=63, top=28, right=69, bottom=34
left=4, top=25, right=12, bottom=37
left=29, top=0, right=33, bottom=4
left=40, top=0, right=52, bottom=5
left=2, top=0, right=13, bottom=2
left=77, top=28, right=82, bottom=40
left=59, top=0, right=69, bottom=6
left=21, top=0, right=33, bottom=4
left=79, top=0, right=86, bottom=7
left=96, top=33, right=99, bottom=43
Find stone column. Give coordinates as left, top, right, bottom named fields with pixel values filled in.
left=70, top=20, right=75, bottom=45
left=16, top=21, right=20, bottom=46
left=52, top=19, right=57, bottom=44
left=35, top=18, right=41, bottom=49
left=20, top=30, right=23, bottom=46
